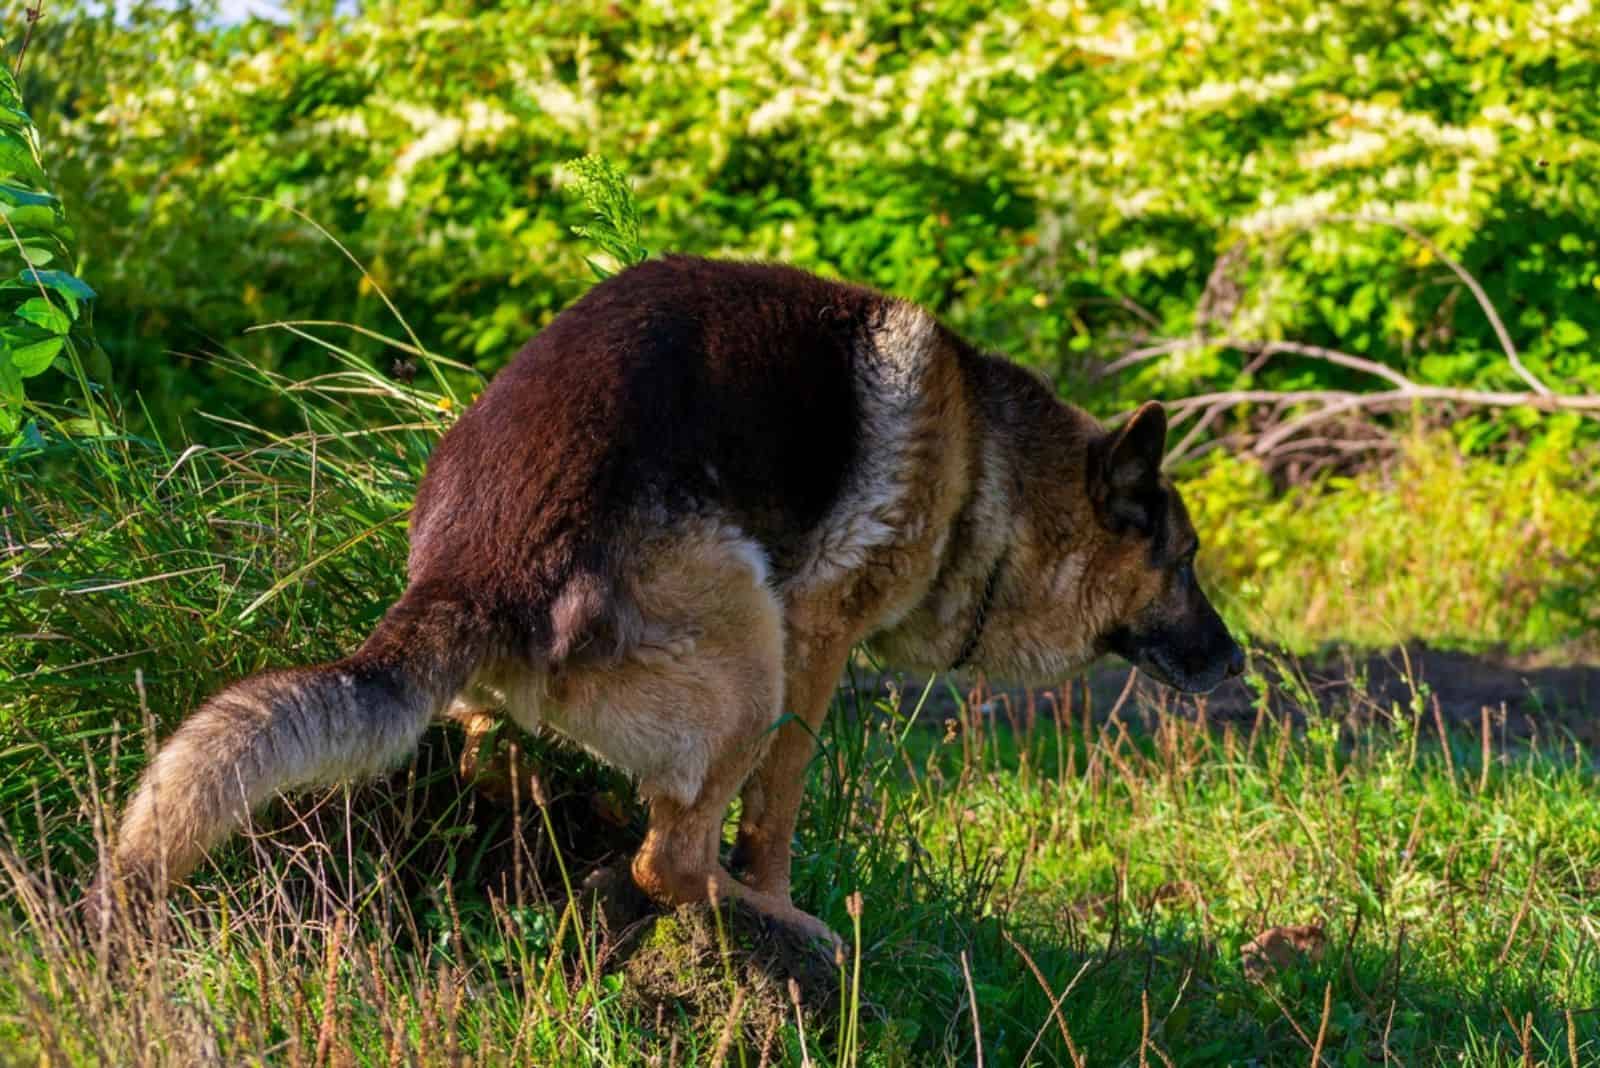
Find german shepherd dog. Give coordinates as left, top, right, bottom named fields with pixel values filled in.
left=94, top=257, right=1242, bottom=944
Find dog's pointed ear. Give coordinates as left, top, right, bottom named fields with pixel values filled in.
left=1093, top=401, right=1167, bottom=533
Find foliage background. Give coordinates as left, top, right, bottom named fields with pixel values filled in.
left=1, top=3, right=1598, bottom=1064
left=26, top=0, right=1600, bottom=419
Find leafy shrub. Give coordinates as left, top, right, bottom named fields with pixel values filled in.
left=25, top=0, right=1600, bottom=441
left=10, top=1, right=1598, bottom=652
left=0, top=23, right=100, bottom=442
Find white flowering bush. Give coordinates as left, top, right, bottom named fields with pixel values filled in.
left=28, top=0, right=1600, bottom=436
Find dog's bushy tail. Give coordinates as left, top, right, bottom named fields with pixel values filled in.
left=94, top=589, right=486, bottom=919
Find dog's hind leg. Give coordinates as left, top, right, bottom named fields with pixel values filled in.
left=547, top=526, right=840, bottom=947
left=627, top=698, right=841, bottom=948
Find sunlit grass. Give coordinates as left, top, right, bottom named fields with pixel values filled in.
left=1185, top=432, right=1600, bottom=654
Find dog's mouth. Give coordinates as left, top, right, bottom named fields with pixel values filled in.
left=1131, top=656, right=1226, bottom=694
left=1105, top=630, right=1243, bottom=695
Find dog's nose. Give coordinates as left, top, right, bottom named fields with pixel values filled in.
left=1225, top=644, right=1246, bottom=678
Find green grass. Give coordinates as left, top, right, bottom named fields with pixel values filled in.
left=2, top=351, right=1598, bottom=1065
left=2, top=656, right=1598, bottom=1065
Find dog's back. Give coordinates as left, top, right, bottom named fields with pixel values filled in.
left=407, top=256, right=892, bottom=661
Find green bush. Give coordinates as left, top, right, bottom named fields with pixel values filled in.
left=25, top=0, right=1600, bottom=440
left=0, top=20, right=101, bottom=442
left=8, top=0, right=1596, bottom=652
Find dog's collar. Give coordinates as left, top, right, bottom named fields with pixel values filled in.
left=950, top=549, right=1007, bottom=672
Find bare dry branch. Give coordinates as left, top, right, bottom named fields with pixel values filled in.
left=1110, top=346, right=1597, bottom=461
left=1107, top=336, right=1417, bottom=390
left=1100, top=216, right=1596, bottom=472
left=1099, top=338, right=1205, bottom=378
left=1317, top=213, right=1550, bottom=396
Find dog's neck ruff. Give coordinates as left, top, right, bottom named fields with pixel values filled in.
left=950, top=548, right=1007, bottom=671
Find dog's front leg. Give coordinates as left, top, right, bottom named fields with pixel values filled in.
left=733, top=636, right=855, bottom=900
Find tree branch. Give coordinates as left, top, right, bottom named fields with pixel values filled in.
left=1100, top=217, right=1592, bottom=470
left=1314, top=213, right=1550, bottom=396
left=1107, top=336, right=1416, bottom=390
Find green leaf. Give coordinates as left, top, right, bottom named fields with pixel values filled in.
left=19, top=269, right=95, bottom=302
left=9, top=335, right=62, bottom=376
left=0, top=182, right=57, bottom=209
left=0, top=203, right=62, bottom=234
left=0, top=131, right=43, bottom=185
left=0, top=105, right=32, bottom=134
left=19, top=244, right=53, bottom=266
left=0, top=66, right=22, bottom=114
left=0, top=349, right=20, bottom=402
left=0, top=356, right=25, bottom=436
left=18, top=417, right=43, bottom=450
left=1550, top=319, right=1588, bottom=346
left=60, top=414, right=114, bottom=437
left=15, top=296, right=71, bottom=334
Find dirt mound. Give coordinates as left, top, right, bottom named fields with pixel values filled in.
left=580, top=866, right=842, bottom=1061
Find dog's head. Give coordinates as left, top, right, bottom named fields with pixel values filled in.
left=1088, top=401, right=1244, bottom=693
